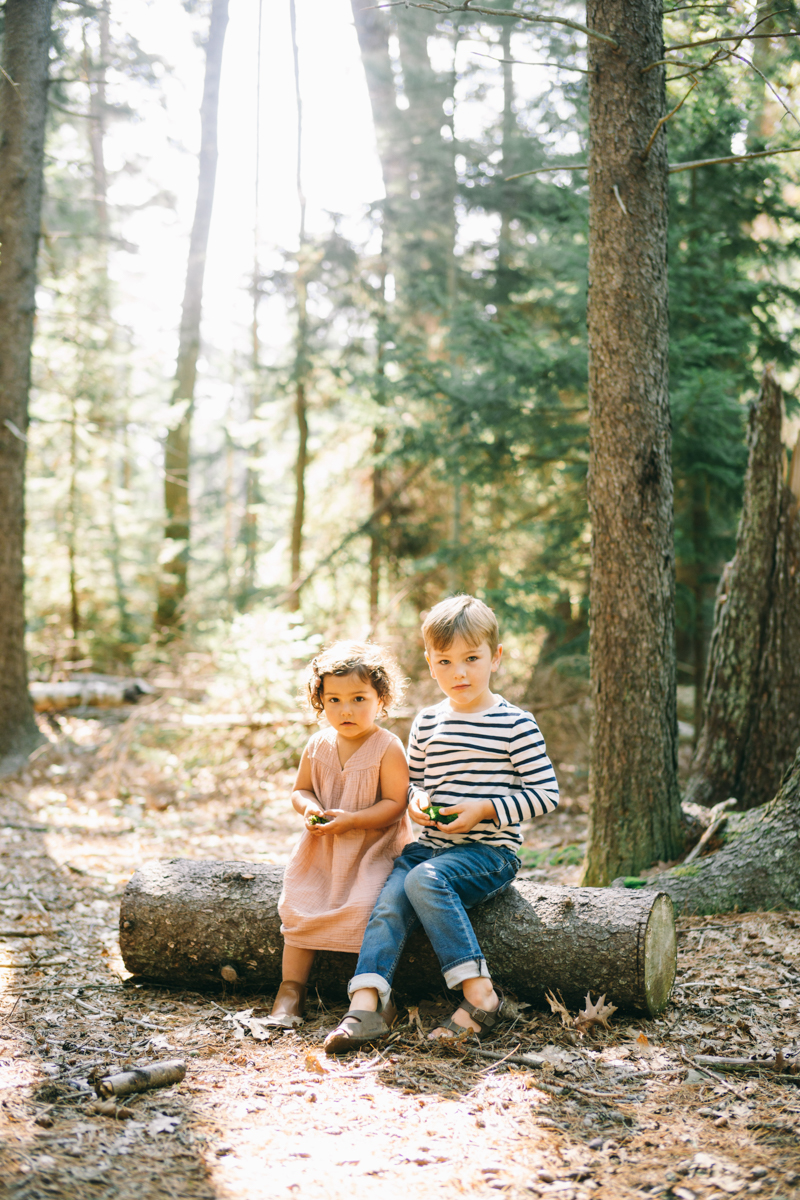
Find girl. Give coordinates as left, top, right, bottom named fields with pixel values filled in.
left=267, top=641, right=412, bottom=1028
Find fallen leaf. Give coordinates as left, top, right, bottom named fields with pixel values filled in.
left=545, top=989, right=572, bottom=1028
left=406, top=1005, right=425, bottom=1035
left=90, top=1099, right=135, bottom=1119
left=147, top=1112, right=180, bottom=1135
left=305, top=1053, right=328, bottom=1075
left=575, top=993, right=618, bottom=1034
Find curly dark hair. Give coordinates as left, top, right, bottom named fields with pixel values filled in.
left=305, top=641, right=406, bottom=718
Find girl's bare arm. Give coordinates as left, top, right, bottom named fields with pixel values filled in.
left=290, top=746, right=325, bottom=825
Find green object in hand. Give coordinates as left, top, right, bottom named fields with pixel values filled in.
left=423, top=805, right=458, bottom=825
left=308, top=813, right=329, bottom=825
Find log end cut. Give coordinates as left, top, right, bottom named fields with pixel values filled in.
left=642, top=892, right=677, bottom=1016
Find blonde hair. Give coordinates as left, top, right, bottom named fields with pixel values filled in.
left=306, top=641, right=406, bottom=718
left=421, top=595, right=499, bottom=655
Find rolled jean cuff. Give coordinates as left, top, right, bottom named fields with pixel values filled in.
left=348, top=972, right=392, bottom=1010
left=443, top=958, right=489, bottom=991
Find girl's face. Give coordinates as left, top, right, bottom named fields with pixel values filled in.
left=321, top=672, right=382, bottom=740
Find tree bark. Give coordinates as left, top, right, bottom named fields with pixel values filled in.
left=583, top=0, right=682, bottom=884
left=644, top=746, right=800, bottom=914
left=155, top=0, right=229, bottom=633
left=685, top=369, right=800, bottom=811
left=0, top=0, right=53, bottom=772
left=119, top=862, right=676, bottom=1017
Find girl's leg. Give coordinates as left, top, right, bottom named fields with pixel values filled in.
left=281, top=945, right=316, bottom=984
left=268, top=946, right=316, bottom=1027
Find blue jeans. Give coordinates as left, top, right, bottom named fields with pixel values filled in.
left=349, top=840, right=519, bottom=1006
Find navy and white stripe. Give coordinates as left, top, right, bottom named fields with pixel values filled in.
left=408, top=696, right=559, bottom=851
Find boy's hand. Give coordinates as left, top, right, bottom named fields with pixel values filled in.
left=310, top=808, right=355, bottom=836
left=432, top=800, right=496, bottom=834
left=409, top=790, right=435, bottom=827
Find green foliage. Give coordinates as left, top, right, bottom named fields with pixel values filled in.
left=21, top=1, right=800, bottom=708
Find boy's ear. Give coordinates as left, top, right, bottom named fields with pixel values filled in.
left=491, top=644, right=503, bottom=671
left=424, top=650, right=435, bottom=678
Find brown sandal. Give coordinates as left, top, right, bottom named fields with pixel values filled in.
left=266, top=980, right=307, bottom=1028
left=323, top=995, right=397, bottom=1054
left=438, top=991, right=509, bottom=1041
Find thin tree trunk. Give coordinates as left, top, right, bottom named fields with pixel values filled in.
left=238, top=0, right=264, bottom=611
left=83, top=11, right=109, bottom=242
left=155, top=0, right=229, bottom=633
left=287, top=0, right=308, bottom=611
left=582, top=0, right=682, bottom=884
left=498, top=22, right=514, bottom=276
left=685, top=368, right=800, bottom=810
left=369, top=425, right=385, bottom=626
left=83, top=3, right=132, bottom=653
left=0, top=0, right=53, bottom=771
left=67, top=399, right=80, bottom=659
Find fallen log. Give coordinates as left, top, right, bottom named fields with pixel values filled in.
left=119, top=861, right=676, bottom=1016
left=29, top=678, right=152, bottom=713
left=644, top=746, right=800, bottom=915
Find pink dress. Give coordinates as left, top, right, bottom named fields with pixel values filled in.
left=279, top=725, right=414, bottom=952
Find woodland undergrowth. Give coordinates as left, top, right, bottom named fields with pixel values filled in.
left=0, top=705, right=798, bottom=1200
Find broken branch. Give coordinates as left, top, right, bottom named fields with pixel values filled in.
left=95, top=1059, right=187, bottom=1098
left=668, top=145, right=800, bottom=172
left=392, top=2, right=620, bottom=49
left=642, top=75, right=699, bottom=160
left=663, top=28, right=800, bottom=54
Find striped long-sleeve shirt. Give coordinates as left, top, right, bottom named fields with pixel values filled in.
left=408, top=696, right=559, bottom=851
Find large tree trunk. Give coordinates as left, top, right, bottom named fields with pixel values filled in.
left=120, top=862, right=676, bottom=1017
left=685, top=368, right=800, bottom=810
left=582, top=0, right=682, bottom=885
left=155, top=0, right=229, bottom=633
left=0, top=0, right=53, bottom=772
left=645, top=746, right=800, bottom=914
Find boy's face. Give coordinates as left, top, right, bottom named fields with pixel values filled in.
left=425, top=635, right=502, bottom=713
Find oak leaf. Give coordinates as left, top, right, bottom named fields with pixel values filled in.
left=575, top=992, right=618, bottom=1034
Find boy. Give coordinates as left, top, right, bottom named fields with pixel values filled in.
left=324, top=594, right=559, bottom=1051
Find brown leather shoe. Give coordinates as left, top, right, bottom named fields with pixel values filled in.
left=266, top=980, right=307, bottom=1028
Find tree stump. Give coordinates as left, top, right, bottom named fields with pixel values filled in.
left=119, top=861, right=676, bottom=1016
left=686, top=367, right=800, bottom=811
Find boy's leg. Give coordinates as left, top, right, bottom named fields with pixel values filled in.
left=401, top=842, right=518, bottom=1037
left=324, top=844, right=435, bottom=1051
left=346, top=842, right=435, bottom=1011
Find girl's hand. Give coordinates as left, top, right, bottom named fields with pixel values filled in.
left=409, top=790, right=435, bottom=827
left=431, top=800, right=495, bottom=834
left=312, top=808, right=356, bottom=835
left=303, top=805, right=328, bottom=834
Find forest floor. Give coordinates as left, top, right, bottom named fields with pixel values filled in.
left=1, top=700, right=799, bottom=1200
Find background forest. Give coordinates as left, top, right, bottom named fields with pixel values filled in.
left=15, top=0, right=800, bottom=786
